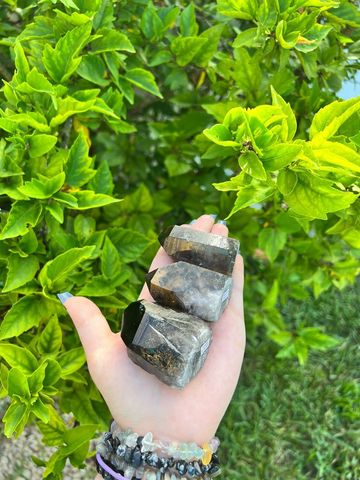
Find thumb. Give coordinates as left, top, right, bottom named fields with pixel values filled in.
left=57, top=293, right=115, bottom=359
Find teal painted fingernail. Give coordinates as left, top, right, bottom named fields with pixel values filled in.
left=209, top=214, right=217, bottom=219
left=57, top=292, right=73, bottom=304
left=217, top=219, right=227, bottom=225
left=190, top=220, right=197, bottom=224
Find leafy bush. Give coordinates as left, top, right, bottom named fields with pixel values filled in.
left=0, top=0, right=359, bottom=476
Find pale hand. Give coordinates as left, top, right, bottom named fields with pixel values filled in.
left=62, top=215, right=246, bottom=478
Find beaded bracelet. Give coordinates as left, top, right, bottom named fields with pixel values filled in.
left=110, top=421, right=220, bottom=463
left=95, top=422, right=221, bottom=479
left=96, top=451, right=221, bottom=480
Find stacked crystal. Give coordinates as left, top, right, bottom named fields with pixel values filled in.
left=120, top=226, right=240, bottom=389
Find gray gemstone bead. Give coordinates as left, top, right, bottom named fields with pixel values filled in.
left=159, top=225, right=240, bottom=276
left=146, top=261, right=232, bottom=322
left=121, top=300, right=212, bottom=389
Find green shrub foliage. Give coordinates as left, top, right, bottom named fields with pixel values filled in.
left=0, top=0, right=359, bottom=475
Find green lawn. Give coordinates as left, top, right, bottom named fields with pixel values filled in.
left=220, top=283, right=360, bottom=479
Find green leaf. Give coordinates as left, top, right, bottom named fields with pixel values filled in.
left=73, top=214, right=96, bottom=241
left=263, top=279, right=279, bottom=309
left=171, top=36, right=207, bottom=66
left=13, top=42, right=30, bottom=83
left=299, top=327, right=341, bottom=350
left=0, top=343, right=38, bottom=374
left=101, top=236, right=121, bottom=279
left=42, top=22, right=92, bottom=83
left=239, top=151, right=267, bottom=180
left=125, top=68, right=163, bottom=98
left=63, top=385, right=103, bottom=425
left=91, top=28, right=135, bottom=53
left=31, top=397, right=50, bottom=423
left=275, top=20, right=300, bottom=49
left=275, top=342, right=296, bottom=359
left=309, top=97, right=360, bottom=140
left=141, top=1, right=164, bottom=40
left=164, top=155, right=192, bottom=177
left=38, top=317, right=62, bottom=355
left=38, top=406, right=66, bottom=446
left=203, top=124, right=239, bottom=147
left=70, top=190, right=122, bottom=209
left=58, top=0, right=79, bottom=8
left=270, top=330, right=292, bottom=346
left=120, top=184, right=153, bottom=213
left=180, top=3, right=198, bottom=36
left=3, top=255, right=38, bottom=293
left=295, top=24, right=332, bottom=53
left=0, top=295, right=54, bottom=340
left=58, top=348, right=86, bottom=376
left=107, top=227, right=150, bottom=263
left=7, top=367, right=30, bottom=399
left=17, top=68, right=55, bottom=95
left=45, top=202, right=64, bottom=223
left=294, top=338, right=308, bottom=365
left=18, top=173, right=65, bottom=199
left=259, top=228, right=287, bottom=262
left=215, top=181, right=275, bottom=218
left=193, top=24, right=223, bottom=67
left=43, top=358, right=62, bottom=386
left=27, top=362, right=47, bottom=395
left=77, top=55, right=109, bottom=87
left=76, top=275, right=117, bottom=296
left=217, top=0, right=256, bottom=19
left=0, top=201, right=42, bottom=240
left=3, top=401, right=29, bottom=438
left=88, top=160, right=114, bottom=194
left=39, top=246, right=96, bottom=290
left=310, top=140, right=360, bottom=173
left=65, top=133, right=95, bottom=187
left=50, top=96, right=95, bottom=127
left=28, top=134, right=57, bottom=159
left=6, top=112, right=50, bottom=133
left=278, top=170, right=357, bottom=220
left=232, top=48, right=262, bottom=92
left=270, top=86, right=297, bottom=141
left=262, top=143, right=302, bottom=170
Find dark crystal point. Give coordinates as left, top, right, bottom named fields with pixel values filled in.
left=158, top=225, right=240, bottom=276
left=120, top=300, right=212, bottom=389
left=146, top=261, right=232, bottom=322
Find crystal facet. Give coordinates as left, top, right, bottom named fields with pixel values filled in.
left=146, top=261, right=232, bottom=322
left=121, top=300, right=212, bottom=388
left=159, top=225, right=240, bottom=276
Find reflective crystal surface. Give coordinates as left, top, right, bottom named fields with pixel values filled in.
left=146, top=261, right=232, bottom=322
left=121, top=300, right=212, bottom=389
left=159, top=225, right=240, bottom=276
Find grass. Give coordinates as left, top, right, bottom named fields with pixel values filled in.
left=219, top=282, right=360, bottom=479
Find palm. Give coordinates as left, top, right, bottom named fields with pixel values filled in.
left=65, top=215, right=245, bottom=446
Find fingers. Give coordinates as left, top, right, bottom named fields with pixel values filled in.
left=231, top=254, right=244, bottom=297
left=189, top=214, right=217, bottom=232
left=211, top=221, right=228, bottom=237
left=61, top=296, right=116, bottom=358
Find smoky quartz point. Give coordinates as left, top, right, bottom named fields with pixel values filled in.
left=159, top=225, right=240, bottom=276
left=146, top=261, right=232, bottom=322
left=120, top=300, right=212, bottom=389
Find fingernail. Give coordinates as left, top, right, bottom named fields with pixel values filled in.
left=57, top=292, right=73, bottom=304
left=209, top=214, right=217, bottom=219
left=190, top=220, right=197, bottom=224
left=217, top=219, right=227, bottom=225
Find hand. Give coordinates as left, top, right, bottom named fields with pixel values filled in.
left=62, top=215, right=245, bottom=463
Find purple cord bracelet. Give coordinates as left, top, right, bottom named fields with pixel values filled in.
left=96, top=453, right=130, bottom=480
